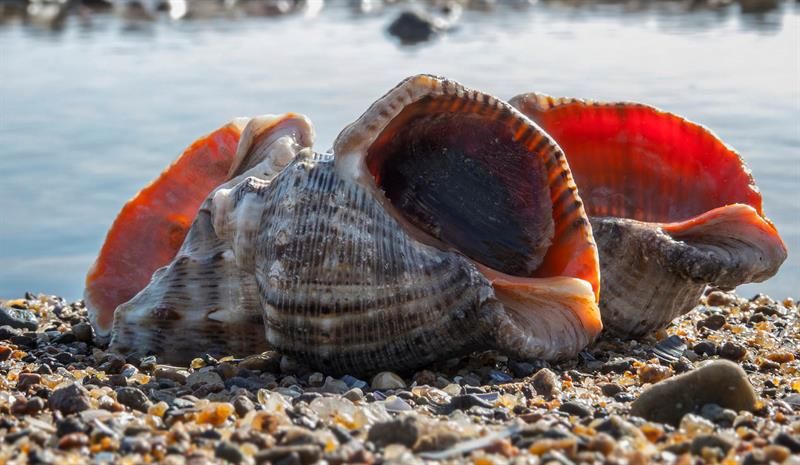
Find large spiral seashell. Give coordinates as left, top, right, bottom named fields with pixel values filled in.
left=510, top=93, right=788, bottom=337
left=85, top=75, right=602, bottom=373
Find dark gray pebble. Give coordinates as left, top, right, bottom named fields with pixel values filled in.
left=600, top=358, right=632, bottom=374
left=49, top=383, right=91, bottom=415
left=255, top=445, right=321, bottom=465
left=449, top=394, right=493, bottom=411
left=215, top=441, right=245, bottom=464
left=232, top=395, right=255, bottom=417
left=115, top=387, right=152, bottom=412
left=0, top=306, right=38, bottom=330
left=559, top=401, right=593, bottom=418
left=698, top=314, right=727, bottom=331
left=690, top=434, right=734, bottom=455
left=368, top=416, right=419, bottom=448
left=509, top=360, right=537, bottom=378
left=718, top=341, right=748, bottom=361
left=71, top=322, right=94, bottom=344
left=600, top=383, right=624, bottom=397
left=693, top=340, right=717, bottom=357
left=773, top=432, right=800, bottom=453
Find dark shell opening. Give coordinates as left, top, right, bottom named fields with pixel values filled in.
left=365, top=95, right=554, bottom=277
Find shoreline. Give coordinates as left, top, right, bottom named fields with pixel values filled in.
left=1, top=290, right=798, bottom=464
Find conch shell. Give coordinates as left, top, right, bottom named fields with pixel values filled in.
left=510, top=93, right=787, bottom=336
left=85, top=75, right=601, bottom=374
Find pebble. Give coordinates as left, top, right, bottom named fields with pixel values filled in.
left=637, top=363, right=672, bottom=384
left=699, top=403, right=736, bottom=424
left=600, top=358, right=632, bottom=374
left=255, top=445, right=321, bottom=465
left=631, top=360, right=758, bottom=425
left=690, top=434, right=734, bottom=455
left=371, top=371, right=406, bottom=390
left=155, top=366, right=189, bottom=384
left=706, top=291, right=735, bottom=306
left=693, top=340, right=717, bottom=356
left=449, top=394, right=493, bottom=411
left=718, top=341, right=748, bottom=361
left=186, top=370, right=225, bottom=391
left=343, top=388, right=364, bottom=403
left=70, top=322, right=94, bottom=343
left=238, top=352, right=281, bottom=372
left=597, top=384, right=621, bottom=398
left=509, top=360, right=537, bottom=378
left=698, top=313, right=726, bottom=330
left=531, top=368, right=560, bottom=398
left=215, top=440, right=246, bottom=464
left=232, top=395, right=255, bottom=417
left=0, top=290, right=797, bottom=465
left=368, top=416, right=419, bottom=447
left=16, top=372, right=41, bottom=391
left=49, top=382, right=92, bottom=415
left=320, top=376, right=348, bottom=394
left=559, top=401, right=592, bottom=418
left=115, top=387, right=152, bottom=412
left=0, top=306, right=39, bottom=330
left=58, top=432, right=89, bottom=449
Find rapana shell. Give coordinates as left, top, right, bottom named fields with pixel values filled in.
left=87, top=75, right=602, bottom=373
left=510, top=93, right=787, bottom=336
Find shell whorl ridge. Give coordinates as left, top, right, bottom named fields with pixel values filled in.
left=94, top=75, right=603, bottom=373
left=510, top=92, right=787, bottom=337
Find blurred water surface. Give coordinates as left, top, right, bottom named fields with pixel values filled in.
left=0, top=0, right=798, bottom=300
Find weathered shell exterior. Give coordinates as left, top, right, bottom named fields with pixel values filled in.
left=96, top=75, right=603, bottom=373
left=109, top=114, right=314, bottom=359
left=510, top=93, right=788, bottom=336
left=84, top=120, right=247, bottom=341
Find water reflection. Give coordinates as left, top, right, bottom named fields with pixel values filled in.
left=0, top=0, right=790, bottom=37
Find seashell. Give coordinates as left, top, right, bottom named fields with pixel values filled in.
left=86, top=75, right=601, bottom=374
left=510, top=93, right=787, bottom=337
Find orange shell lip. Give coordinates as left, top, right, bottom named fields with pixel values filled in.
left=84, top=121, right=246, bottom=335
left=509, top=91, right=786, bottom=255
left=509, top=93, right=767, bottom=224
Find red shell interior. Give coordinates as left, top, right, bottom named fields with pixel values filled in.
left=85, top=124, right=242, bottom=331
left=517, top=97, right=763, bottom=223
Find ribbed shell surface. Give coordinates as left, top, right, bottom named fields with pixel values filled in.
left=250, top=152, right=502, bottom=374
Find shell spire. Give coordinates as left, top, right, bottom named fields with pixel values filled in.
left=84, top=120, right=248, bottom=341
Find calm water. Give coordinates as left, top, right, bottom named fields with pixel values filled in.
left=0, top=1, right=798, bottom=301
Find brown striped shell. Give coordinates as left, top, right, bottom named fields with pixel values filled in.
left=97, top=75, right=602, bottom=374
left=510, top=93, right=787, bottom=337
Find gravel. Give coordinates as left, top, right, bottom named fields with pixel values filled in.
left=0, top=290, right=798, bottom=464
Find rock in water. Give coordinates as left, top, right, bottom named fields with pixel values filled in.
left=631, top=360, right=758, bottom=425
left=0, top=306, right=38, bottom=330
